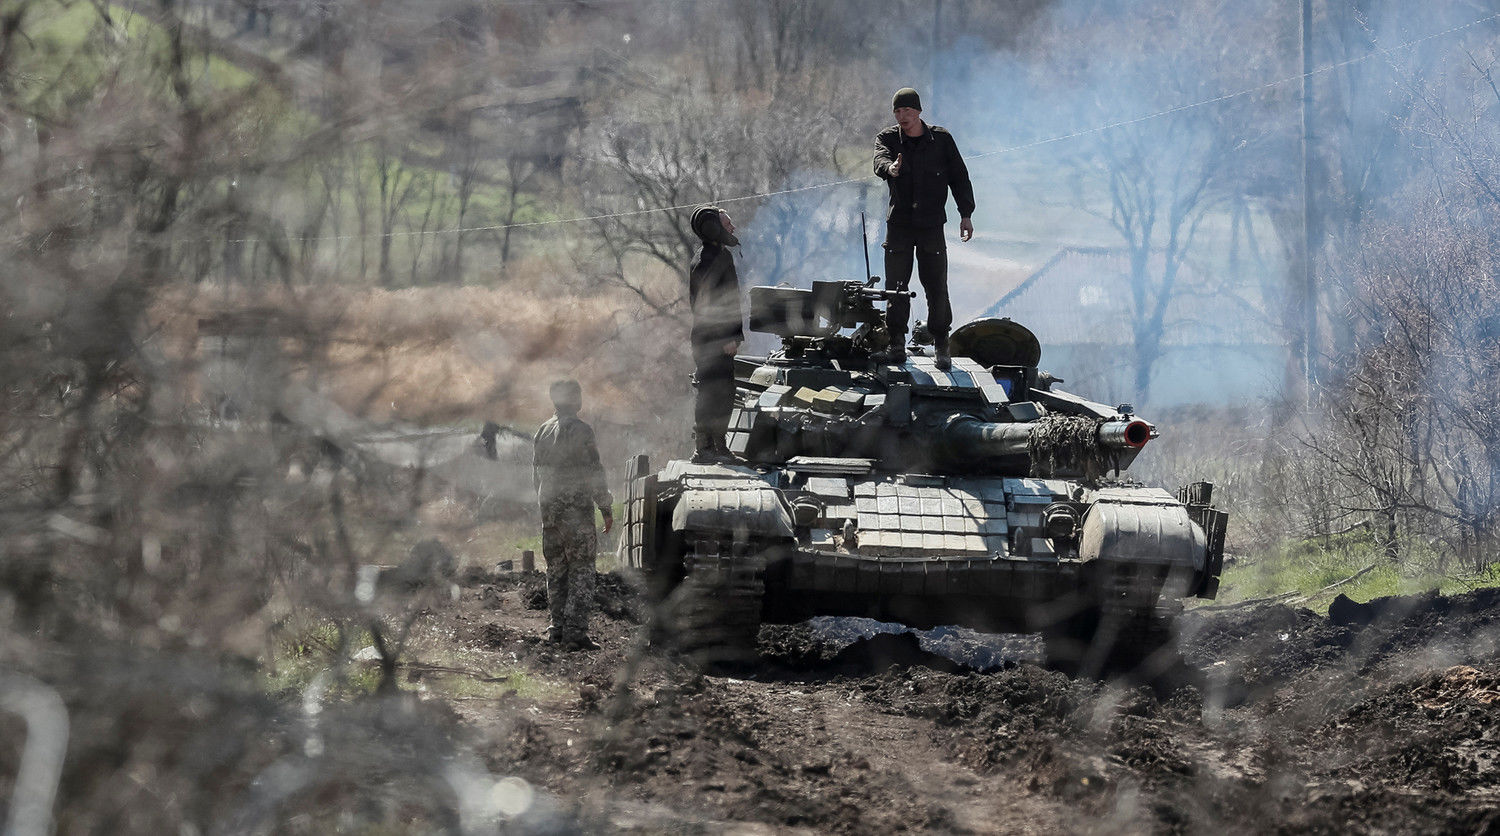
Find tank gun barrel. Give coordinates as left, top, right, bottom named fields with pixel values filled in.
left=943, top=416, right=1156, bottom=459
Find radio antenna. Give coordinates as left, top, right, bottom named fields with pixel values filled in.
left=861, top=212, right=876, bottom=287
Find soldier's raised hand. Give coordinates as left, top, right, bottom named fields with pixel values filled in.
left=889, top=153, right=903, bottom=177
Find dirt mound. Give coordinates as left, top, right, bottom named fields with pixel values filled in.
left=758, top=618, right=1039, bottom=674
left=1328, top=587, right=1500, bottom=664
left=1182, top=586, right=1500, bottom=697
left=587, top=670, right=966, bottom=833
left=823, top=631, right=969, bottom=674
left=757, top=622, right=847, bottom=668
left=1179, top=603, right=1355, bottom=700
left=1265, top=660, right=1500, bottom=834
left=593, top=571, right=644, bottom=623
left=441, top=573, right=1500, bottom=833
left=869, top=666, right=1091, bottom=777
left=1316, top=664, right=1500, bottom=794
left=468, top=569, right=642, bottom=621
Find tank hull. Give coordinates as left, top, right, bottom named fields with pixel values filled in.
left=623, top=458, right=1224, bottom=661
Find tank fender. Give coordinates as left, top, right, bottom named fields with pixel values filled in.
left=670, top=483, right=796, bottom=540
left=1078, top=498, right=1206, bottom=572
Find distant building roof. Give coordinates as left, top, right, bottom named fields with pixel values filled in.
left=979, top=247, right=1267, bottom=348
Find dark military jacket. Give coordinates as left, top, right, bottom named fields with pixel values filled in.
left=873, top=122, right=976, bottom=228
left=533, top=413, right=613, bottom=510
left=689, top=241, right=744, bottom=347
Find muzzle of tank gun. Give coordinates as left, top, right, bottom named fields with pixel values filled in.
left=1097, top=418, right=1155, bottom=449
left=942, top=416, right=1158, bottom=459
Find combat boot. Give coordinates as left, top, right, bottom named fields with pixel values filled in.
left=934, top=337, right=951, bottom=372
left=712, top=437, right=738, bottom=463
left=692, top=430, right=733, bottom=464
left=691, top=429, right=716, bottom=463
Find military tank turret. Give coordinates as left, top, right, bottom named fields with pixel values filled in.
left=623, top=279, right=1227, bottom=676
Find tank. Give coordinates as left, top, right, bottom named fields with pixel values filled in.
left=622, top=279, right=1228, bottom=676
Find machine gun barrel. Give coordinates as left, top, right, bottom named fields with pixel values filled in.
left=943, top=416, right=1156, bottom=458
left=748, top=280, right=916, bottom=339
left=850, top=285, right=916, bottom=302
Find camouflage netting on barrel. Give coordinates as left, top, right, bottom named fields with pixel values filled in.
left=1028, top=415, right=1114, bottom=480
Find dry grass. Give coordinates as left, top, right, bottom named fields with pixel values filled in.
left=151, top=262, right=698, bottom=466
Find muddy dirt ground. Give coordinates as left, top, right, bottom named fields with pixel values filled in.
left=391, top=569, right=1500, bottom=834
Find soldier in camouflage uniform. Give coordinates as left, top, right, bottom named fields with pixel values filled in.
left=533, top=379, right=614, bottom=650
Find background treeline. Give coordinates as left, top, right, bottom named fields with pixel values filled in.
left=5, top=0, right=1500, bottom=644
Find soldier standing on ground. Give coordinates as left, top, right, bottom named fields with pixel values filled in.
left=533, top=379, right=613, bottom=650
left=873, top=87, right=976, bottom=370
left=688, top=205, right=745, bottom=462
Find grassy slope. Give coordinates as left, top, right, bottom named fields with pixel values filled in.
left=1209, top=529, right=1496, bottom=612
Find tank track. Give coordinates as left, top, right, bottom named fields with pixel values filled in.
left=1042, top=604, right=1178, bottom=680
left=670, top=535, right=767, bottom=667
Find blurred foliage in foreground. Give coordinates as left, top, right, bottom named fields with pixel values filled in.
left=2, top=0, right=1500, bottom=831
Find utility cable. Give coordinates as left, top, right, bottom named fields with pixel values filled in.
left=966, top=9, right=1500, bottom=161
left=203, top=8, right=1500, bottom=246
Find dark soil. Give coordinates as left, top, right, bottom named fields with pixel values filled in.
left=427, top=573, right=1500, bottom=833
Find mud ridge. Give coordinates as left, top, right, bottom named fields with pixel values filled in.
left=449, top=575, right=1500, bottom=833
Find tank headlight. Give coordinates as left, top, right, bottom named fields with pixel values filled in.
left=790, top=497, right=822, bottom=527
left=1041, top=503, right=1081, bottom=541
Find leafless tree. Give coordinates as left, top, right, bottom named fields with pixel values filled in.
left=1299, top=199, right=1500, bottom=570
left=1032, top=0, right=1284, bottom=405
left=576, top=72, right=862, bottom=324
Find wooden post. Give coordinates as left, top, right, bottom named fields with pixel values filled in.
left=521, top=549, right=535, bottom=572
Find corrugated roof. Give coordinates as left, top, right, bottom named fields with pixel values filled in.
left=979, top=247, right=1268, bottom=347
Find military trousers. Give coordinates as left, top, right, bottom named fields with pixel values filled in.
left=883, top=223, right=951, bottom=344
left=692, top=341, right=737, bottom=443
left=540, top=498, right=598, bottom=642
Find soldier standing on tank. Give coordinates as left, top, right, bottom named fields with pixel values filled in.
left=873, top=87, right=976, bottom=370
left=688, top=205, right=744, bottom=462
left=533, top=379, right=614, bottom=650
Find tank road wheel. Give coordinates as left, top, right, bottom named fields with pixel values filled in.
left=668, top=535, right=768, bottom=668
